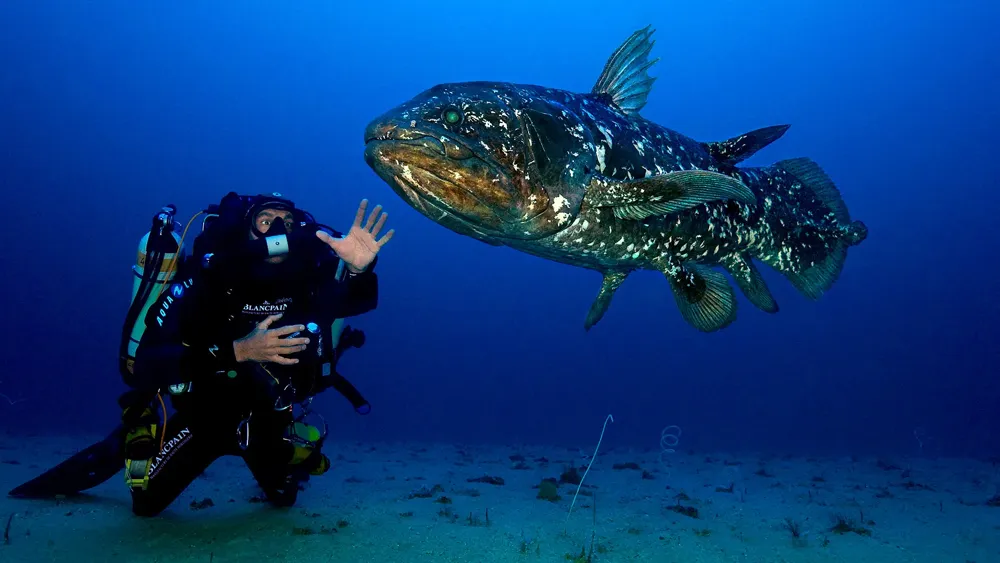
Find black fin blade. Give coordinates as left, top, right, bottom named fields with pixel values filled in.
left=588, top=170, right=757, bottom=220
left=722, top=253, right=778, bottom=313
left=591, top=25, right=659, bottom=116
left=704, top=124, right=791, bottom=166
left=783, top=239, right=848, bottom=300
left=666, top=264, right=737, bottom=332
left=8, top=425, right=124, bottom=498
left=584, top=270, right=630, bottom=330
left=775, top=157, right=850, bottom=223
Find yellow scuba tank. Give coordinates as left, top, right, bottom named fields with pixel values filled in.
left=121, top=205, right=186, bottom=376
left=124, top=215, right=184, bottom=375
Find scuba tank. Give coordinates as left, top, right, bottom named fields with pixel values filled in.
left=121, top=205, right=185, bottom=377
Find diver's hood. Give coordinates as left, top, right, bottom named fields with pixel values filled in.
left=190, top=191, right=334, bottom=284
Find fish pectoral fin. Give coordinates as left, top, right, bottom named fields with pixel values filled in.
left=584, top=270, right=630, bottom=330
left=587, top=170, right=757, bottom=221
left=703, top=124, right=790, bottom=166
left=591, top=25, right=659, bottom=116
left=659, top=260, right=737, bottom=332
left=721, top=253, right=778, bottom=313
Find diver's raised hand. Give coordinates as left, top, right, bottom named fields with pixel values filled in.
left=233, top=314, right=309, bottom=365
left=316, top=199, right=394, bottom=273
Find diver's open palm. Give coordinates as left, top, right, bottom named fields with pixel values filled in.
left=316, top=199, right=394, bottom=272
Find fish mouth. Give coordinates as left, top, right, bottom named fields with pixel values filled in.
left=364, top=131, right=515, bottom=239
left=365, top=121, right=434, bottom=144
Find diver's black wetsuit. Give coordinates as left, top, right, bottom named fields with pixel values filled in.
left=126, top=248, right=378, bottom=516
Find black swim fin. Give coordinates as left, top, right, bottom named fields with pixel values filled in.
left=7, top=424, right=125, bottom=499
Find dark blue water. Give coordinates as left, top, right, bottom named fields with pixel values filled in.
left=1, top=0, right=997, bottom=461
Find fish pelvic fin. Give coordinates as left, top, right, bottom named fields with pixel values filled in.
left=721, top=253, right=778, bottom=313
left=592, top=25, right=659, bottom=116
left=584, top=270, right=631, bottom=330
left=656, top=257, right=737, bottom=332
left=586, top=170, right=757, bottom=221
left=704, top=124, right=791, bottom=166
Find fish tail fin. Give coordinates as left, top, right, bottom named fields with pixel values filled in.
left=755, top=158, right=866, bottom=299
left=774, top=157, right=851, bottom=223
left=592, top=25, right=659, bottom=116
left=842, top=220, right=868, bottom=247
left=771, top=237, right=848, bottom=300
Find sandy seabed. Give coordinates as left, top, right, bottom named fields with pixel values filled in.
left=0, top=434, right=997, bottom=563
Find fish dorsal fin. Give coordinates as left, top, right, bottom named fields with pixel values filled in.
left=592, top=25, right=659, bottom=116
left=703, top=124, right=791, bottom=166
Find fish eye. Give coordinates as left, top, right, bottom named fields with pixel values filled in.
left=442, top=107, right=463, bottom=125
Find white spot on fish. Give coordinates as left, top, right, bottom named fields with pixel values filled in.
left=552, top=195, right=569, bottom=212
left=596, top=124, right=614, bottom=148
left=595, top=145, right=607, bottom=173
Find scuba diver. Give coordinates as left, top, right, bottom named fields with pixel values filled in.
left=8, top=192, right=394, bottom=516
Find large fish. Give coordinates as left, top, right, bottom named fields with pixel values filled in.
left=363, top=26, right=868, bottom=332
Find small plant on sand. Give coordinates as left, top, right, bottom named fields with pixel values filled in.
left=518, top=532, right=541, bottom=555
left=830, top=513, right=871, bottom=537
left=780, top=517, right=808, bottom=547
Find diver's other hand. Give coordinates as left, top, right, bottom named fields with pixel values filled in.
left=316, top=199, right=394, bottom=273
left=233, top=314, right=309, bottom=365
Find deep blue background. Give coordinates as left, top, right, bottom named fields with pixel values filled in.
left=1, top=1, right=997, bottom=458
